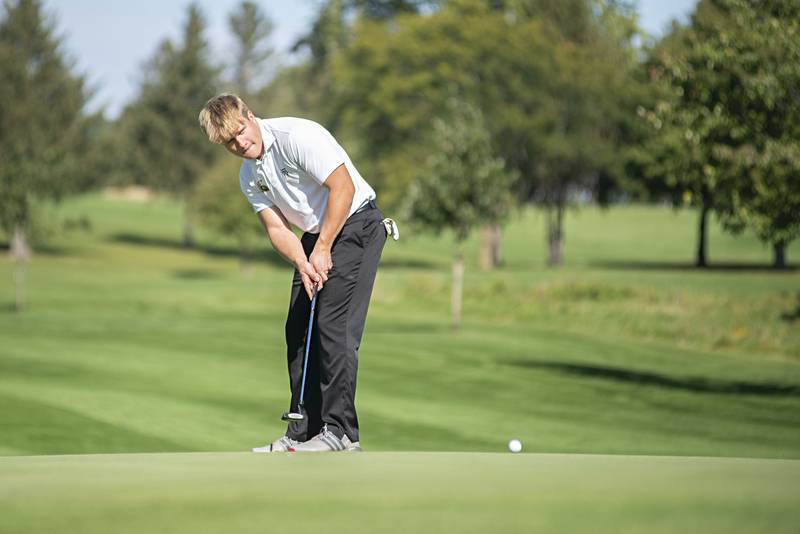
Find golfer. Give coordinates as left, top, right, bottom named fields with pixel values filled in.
left=199, top=94, right=390, bottom=452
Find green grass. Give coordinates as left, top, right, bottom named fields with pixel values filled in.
left=2, top=194, right=799, bottom=532
left=0, top=194, right=799, bottom=459
left=1, top=452, right=798, bottom=533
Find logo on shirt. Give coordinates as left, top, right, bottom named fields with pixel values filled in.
left=256, top=177, right=269, bottom=192
left=280, top=167, right=289, bottom=177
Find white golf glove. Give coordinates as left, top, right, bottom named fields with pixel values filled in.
left=382, top=218, right=399, bottom=241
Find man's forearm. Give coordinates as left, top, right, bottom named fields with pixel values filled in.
left=317, top=180, right=354, bottom=249
left=266, top=226, right=307, bottom=268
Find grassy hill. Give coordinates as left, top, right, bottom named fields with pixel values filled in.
left=0, top=194, right=798, bottom=458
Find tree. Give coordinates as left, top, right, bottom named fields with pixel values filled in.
left=639, top=0, right=800, bottom=268
left=291, top=0, right=347, bottom=72
left=345, top=0, right=438, bottom=19
left=404, top=99, right=517, bottom=329
left=327, top=1, right=544, bottom=202
left=706, top=0, right=800, bottom=268
left=195, top=2, right=279, bottom=267
left=0, top=0, right=97, bottom=311
left=194, top=156, right=263, bottom=275
left=638, top=11, right=745, bottom=268
left=116, top=3, right=219, bottom=247
left=327, top=0, right=642, bottom=266
left=287, top=0, right=442, bottom=128
left=228, top=1, right=273, bottom=100
left=508, top=0, right=642, bottom=265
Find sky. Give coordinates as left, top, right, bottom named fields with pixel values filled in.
left=40, top=0, right=698, bottom=118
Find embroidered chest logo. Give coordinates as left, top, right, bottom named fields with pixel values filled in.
left=256, top=177, right=269, bottom=192
left=280, top=167, right=290, bottom=177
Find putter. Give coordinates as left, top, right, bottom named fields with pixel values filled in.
left=281, top=284, right=318, bottom=422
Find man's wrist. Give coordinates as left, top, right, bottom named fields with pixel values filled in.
left=293, top=254, right=308, bottom=269
left=315, top=237, right=332, bottom=251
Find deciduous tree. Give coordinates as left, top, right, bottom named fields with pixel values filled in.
left=404, top=99, right=517, bottom=328
left=638, top=0, right=800, bottom=268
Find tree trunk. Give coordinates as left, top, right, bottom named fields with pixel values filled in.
left=11, top=225, right=30, bottom=313
left=696, top=202, right=709, bottom=268
left=773, top=241, right=787, bottom=269
left=451, top=250, right=465, bottom=330
left=546, top=203, right=564, bottom=266
left=480, top=223, right=502, bottom=270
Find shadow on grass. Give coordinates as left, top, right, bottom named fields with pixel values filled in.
left=111, top=232, right=286, bottom=267
left=378, top=257, right=441, bottom=270
left=502, top=359, right=800, bottom=397
left=591, top=260, right=798, bottom=272
left=112, top=232, right=441, bottom=271
left=367, top=321, right=448, bottom=334
left=173, top=269, right=225, bottom=280
left=0, top=240, right=75, bottom=257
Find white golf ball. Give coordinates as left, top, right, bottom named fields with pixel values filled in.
left=508, top=439, right=522, bottom=453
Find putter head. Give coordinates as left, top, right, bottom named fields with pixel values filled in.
left=281, top=411, right=304, bottom=422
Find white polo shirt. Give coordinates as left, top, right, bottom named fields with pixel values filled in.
left=239, top=117, right=376, bottom=234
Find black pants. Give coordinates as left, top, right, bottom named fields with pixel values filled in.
left=284, top=204, right=386, bottom=443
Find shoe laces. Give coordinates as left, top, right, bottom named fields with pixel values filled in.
left=319, top=424, right=339, bottom=441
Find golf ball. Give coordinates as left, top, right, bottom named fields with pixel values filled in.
left=508, top=439, right=522, bottom=453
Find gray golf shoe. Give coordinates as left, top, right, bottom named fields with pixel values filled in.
left=252, top=435, right=300, bottom=453
left=289, top=426, right=362, bottom=452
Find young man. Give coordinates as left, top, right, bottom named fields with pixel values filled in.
left=198, top=94, right=391, bottom=452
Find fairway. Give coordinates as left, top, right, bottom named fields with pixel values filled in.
left=2, top=195, right=800, bottom=532
left=1, top=452, right=798, bottom=533
left=2, top=196, right=799, bottom=459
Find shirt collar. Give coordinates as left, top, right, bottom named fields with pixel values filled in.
left=256, top=118, right=276, bottom=162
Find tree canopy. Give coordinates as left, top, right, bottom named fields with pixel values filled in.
left=638, top=0, right=800, bottom=267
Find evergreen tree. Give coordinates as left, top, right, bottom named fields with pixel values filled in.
left=116, top=3, right=219, bottom=247
left=0, top=0, right=96, bottom=311
left=195, top=2, right=282, bottom=270
left=194, top=156, right=263, bottom=275
left=228, top=1, right=273, bottom=100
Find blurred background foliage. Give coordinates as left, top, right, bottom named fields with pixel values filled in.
left=1, top=0, right=798, bottom=305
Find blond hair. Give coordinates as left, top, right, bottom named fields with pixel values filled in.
left=198, top=93, right=252, bottom=144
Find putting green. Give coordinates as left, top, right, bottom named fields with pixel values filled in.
left=1, top=452, right=797, bottom=533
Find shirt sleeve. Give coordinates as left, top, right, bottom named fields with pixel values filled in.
left=288, top=121, right=346, bottom=185
left=239, top=164, right=274, bottom=213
